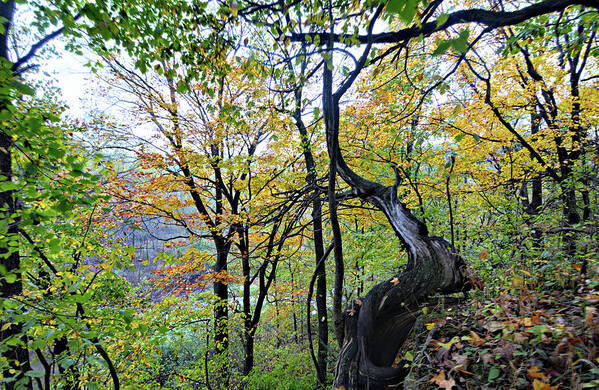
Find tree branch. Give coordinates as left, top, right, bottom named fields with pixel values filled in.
left=290, top=0, right=595, bottom=45
left=12, top=14, right=82, bottom=73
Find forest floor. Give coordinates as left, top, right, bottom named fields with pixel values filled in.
left=404, top=261, right=599, bottom=390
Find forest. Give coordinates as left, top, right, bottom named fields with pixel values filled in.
left=0, top=0, right=598, bottom=389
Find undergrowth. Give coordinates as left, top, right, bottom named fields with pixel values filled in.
left=404, top=260, right=599, bottom=390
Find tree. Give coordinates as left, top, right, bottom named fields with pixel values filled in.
left=235, top=0, right=597, bottom=387
left=96, top=53, right=310, bottom=378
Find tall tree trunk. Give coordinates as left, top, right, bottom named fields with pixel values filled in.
left=561, top=182, right=581, bottom=256
left=293, top=76, right=329, bottom=385
left=241, top=234, right=253, bottom=376
left=323, top=32, right=346, bottom=349
left=213, top=240, right=230, bottom=385
left=0, top=2, right=32, bottom=387
left=519, top=112, right=544, bottom=250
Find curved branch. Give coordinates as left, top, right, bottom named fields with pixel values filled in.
left=290, top=0, right=597, bottom=45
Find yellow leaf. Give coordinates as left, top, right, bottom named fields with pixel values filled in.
left=532, top=379, right=559, bottom=390
left=527, top=366, right=549, bottom=381
left=512, top=274, right=524, bottom=288
left=467, top=330, right=485, bottom=346
left=230, top=0, right=238, bottom=17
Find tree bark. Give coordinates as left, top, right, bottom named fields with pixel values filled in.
left=0, top=2, right=33, bottom=387
left=292, top=61, right=329, bottom=385
left=320, top=16, right=468, bottom=386
left=213, top=240, right=230, bottom=385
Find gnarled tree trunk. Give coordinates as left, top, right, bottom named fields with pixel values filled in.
left=332, top=188, right=467, bottom=389
left=321, top=20, right=468, bottom=386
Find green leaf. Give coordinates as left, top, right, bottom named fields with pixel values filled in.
left=386, top=0, right=405, bottom=15
left=313, top=107, right=320, bottom=119
left=452, top=28, right=471, bottom=53
left=49, top=238, right=61, bottom=254
left=399, top=0, right=418, bottom=25
left=0, top=181, right=20, bottom=191
left=436, top=13, right=449, bottom=28
left=25, top=370, right=45, bottom=378
left=433, top=39, right=452, bottom=56
left=60, top=358, right=75, bottom=369
left=5, top=273, right=16, bottom=284
left=176, top=80, right=187, bottom=93
left=12, top=81, right=35, bottom=96
left=488, top=367, right=500, bottom=381
left=26, top=117, right=43, bottom=133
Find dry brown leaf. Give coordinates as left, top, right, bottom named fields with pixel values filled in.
left=513, top=332, right=528, bottom=344
left=481, top=352, right=494, bottom=364
left=452, top=352, right=468, bottom=367
left=390, top=277, right=400, bottom=286
left=524, top=317, right=533, bottom=327
left=430, top=370, right=456, bottom=390
left=585, top=306, right=596, bottom=327
left=355, top=299, right=362, bottom=306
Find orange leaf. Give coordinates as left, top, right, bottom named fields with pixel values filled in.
left=586, top=306, right=596, bottom=327
left=479, top=250, right=488, bottom=259
left=532, top=379, right=559, bottom=390
left=390, top=277, right=400, bottom=285
left=430, top=370, right=456, bottom=390
left=527, top=366, right=549, bottom=381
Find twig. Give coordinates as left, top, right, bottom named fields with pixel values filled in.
left=404, top=323, right=438, bottom=390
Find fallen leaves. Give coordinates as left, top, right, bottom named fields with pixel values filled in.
left=532, top=379, right=559, bottom=390
left=527, top=366, right=549, bottom=381
left=464, top=330, right=485, bottom=346
left=430, top=370, right=456, bottom=390
left=585, top=306, right=596, bottom=327
left=411, top=266, right=599, bottom=390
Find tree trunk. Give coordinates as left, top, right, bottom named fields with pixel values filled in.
left=213, top=241, right=230, bottom=384
left=323, top=41, right=346, bottom=349
left=243, top=331, right=255, bottom=376
left=519, top=112, right=543, bottom=250
left=293, top=78, right=329, bottom=386
left=312, top=197, right=329, bottom=384
left=0, top=2, right=32, bottom=387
